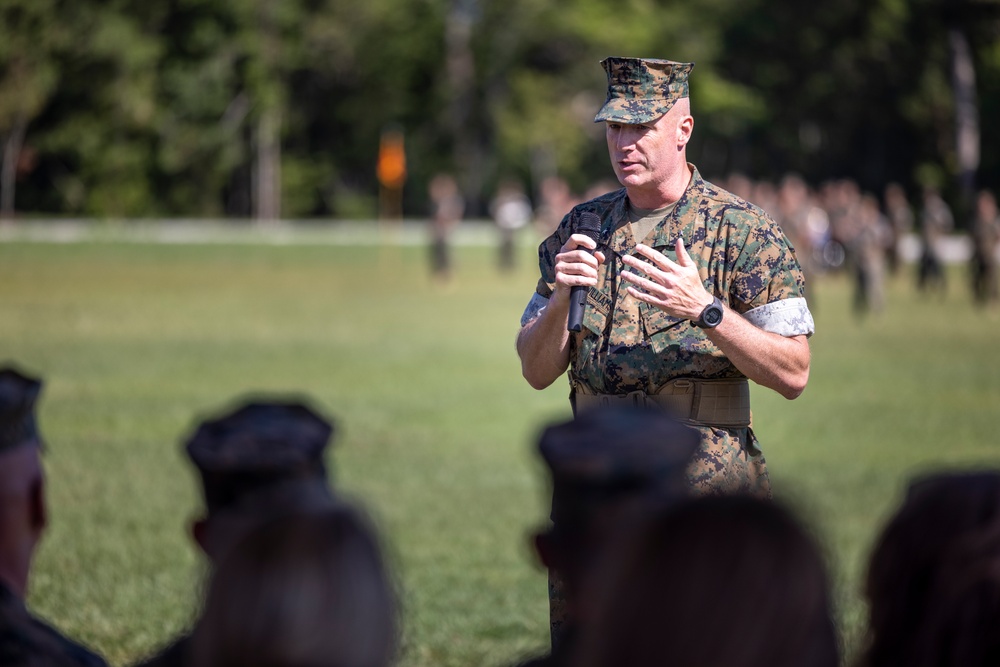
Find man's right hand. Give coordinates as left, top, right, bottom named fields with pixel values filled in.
left=552, top=234, right=606, bottom=302
left=516, top=233, right=606, bottom=390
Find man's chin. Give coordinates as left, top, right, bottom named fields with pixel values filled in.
left=617, top=174, right=647, bottom=189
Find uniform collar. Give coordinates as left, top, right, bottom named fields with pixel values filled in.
left=608, top=164, right=704, bottom=256
left=645, top=164, right=703, bottom=249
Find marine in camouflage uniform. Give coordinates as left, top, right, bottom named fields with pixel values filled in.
left=515, top=57, right=814, bottom=643
left=0, top=366, right=109, bottom=667
left=524, top=167, right=810, bottom=497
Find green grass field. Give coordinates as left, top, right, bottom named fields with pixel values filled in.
left=2, top=230, right=999, bottom=667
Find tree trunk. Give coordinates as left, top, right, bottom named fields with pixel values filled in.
left=253, top=107, right=281, bottom=222
left=949, top=27, right=979, bottom=213
left=1, top=116, right=27, bottom=220
left=446, top=0, right=481, bottom=214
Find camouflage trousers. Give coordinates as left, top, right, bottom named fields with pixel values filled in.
left=686, top=424, right=772, bottom=499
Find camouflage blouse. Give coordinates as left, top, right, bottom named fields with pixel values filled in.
left=521, top=166, right=814, bottom=497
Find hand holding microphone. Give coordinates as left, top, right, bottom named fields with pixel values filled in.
left=566, top=212, right=603, bottom=332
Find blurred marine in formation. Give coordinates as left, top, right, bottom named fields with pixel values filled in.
left=775, top=174, right=822, bottom=296
left=882, top=183, right=913, bottom=276
left=491, top=179, right=534, bottom=272
left=970, top=189, right=1000, bottom=306
left=427, top=173, right=465, bottom=284
left=849, top=194, right=891, bottom=318
left=917, top=185, right=953, bottom=294
left=0, top=366, right=109, bottom=667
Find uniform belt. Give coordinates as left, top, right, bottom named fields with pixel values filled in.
left=574, top=378, right=751, bottom=428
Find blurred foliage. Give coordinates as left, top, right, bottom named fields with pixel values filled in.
left=1, top=0, right=999, bottom=218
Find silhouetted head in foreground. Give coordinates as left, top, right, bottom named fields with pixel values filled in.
left=861, top=470, right=1000, bottom=667
left=0, top=364, right=109, bottom=667
left=190, top=506, right=398, bottom=667
left=0, top=365, right=46, bottom=600
left=533, top=406, right=699, bottom=646
left=574, top=494, right=839, bottom=667
left=184, top=398, right=337, bottom=562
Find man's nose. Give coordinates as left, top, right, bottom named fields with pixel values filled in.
left=616, top=130, right=635, bottom=150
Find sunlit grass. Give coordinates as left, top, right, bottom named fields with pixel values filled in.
left=2, top=237, right=997, bottom=666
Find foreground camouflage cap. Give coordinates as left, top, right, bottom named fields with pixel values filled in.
left=539, top=406, right=699, bottom=530
left=0, top=365, right=43, bottom=454
left=594, top=57, right=694, bottom=124
left=185, top=399, right=335, bottom=514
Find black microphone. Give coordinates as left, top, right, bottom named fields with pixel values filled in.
left=567, top=211, right=602, bottom=332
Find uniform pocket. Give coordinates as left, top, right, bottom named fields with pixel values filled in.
left=582, top=286, right=609, bottom=336
left=639, top=301, right=688, bottom=354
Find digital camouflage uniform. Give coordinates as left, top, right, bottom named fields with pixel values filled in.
left=519, top=55, right=815, bottom=649
left=522, top=168, right=813, bottom=498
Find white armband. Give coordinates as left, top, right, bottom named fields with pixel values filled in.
left=520, top=293, right=549, bottom=327
left=743, top=297, right=815, bottom=337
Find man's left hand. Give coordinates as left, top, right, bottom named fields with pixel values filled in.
left=620, top=239, right=714, bottom=320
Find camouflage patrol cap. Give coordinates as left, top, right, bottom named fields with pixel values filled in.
left=185, top=399, right=335, bottom=515
left=0, top=365, right=43, bottom=454
left=594, top=57, right=694, bottom=124
left=538, top=406, right=698, bottom=531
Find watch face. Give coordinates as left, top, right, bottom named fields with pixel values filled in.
left=704, top=307, right=723, bottom=326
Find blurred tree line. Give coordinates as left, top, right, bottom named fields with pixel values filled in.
left=1, top=0, right=998, bottom=221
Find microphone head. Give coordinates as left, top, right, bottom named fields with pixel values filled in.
left=575, top=211, right=602, bottom=242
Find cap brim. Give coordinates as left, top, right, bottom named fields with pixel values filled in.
left=593, top=97, right=675, bottom=124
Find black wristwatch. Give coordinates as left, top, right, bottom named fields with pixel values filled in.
left=692, top=296, right=724, bottom=329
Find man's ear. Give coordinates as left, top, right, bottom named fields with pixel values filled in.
left=677, top=114, right=694, bottom=147
left=533, top=531, right=558, bottom=570
left=191, top=517, right=210, bottom=555
left=28, top=477, right=47, bottom=535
